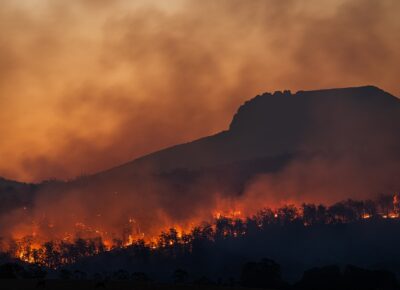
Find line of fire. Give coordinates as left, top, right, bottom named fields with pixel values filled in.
left=1, top=193, right=399, bottom=268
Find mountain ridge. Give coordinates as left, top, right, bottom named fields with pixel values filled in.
left=2, top=85, right=400, bottom=241
left=95, top=85, right=400, bottom=180
left=2, top=85, right=399, bottom=186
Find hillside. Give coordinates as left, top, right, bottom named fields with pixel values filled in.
left=1, top=85, right=400, bottom=240
left=95, top=85, right=400, bottom=179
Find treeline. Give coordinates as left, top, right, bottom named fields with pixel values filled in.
left=2, top=195, right=400, bottom=269
left=5, top=236, right=106, bottom=267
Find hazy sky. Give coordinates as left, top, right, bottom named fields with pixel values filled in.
left=1, top=0, right=399, bottom=182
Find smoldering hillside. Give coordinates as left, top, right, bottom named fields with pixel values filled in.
left=1, top=86, right=400, bottom=242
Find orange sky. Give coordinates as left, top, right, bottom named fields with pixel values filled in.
left=1, top=0, right=399, bottom=182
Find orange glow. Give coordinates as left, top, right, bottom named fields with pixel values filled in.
left=362, top=213, right=371, bottom=219
left=3, top=193, right=400, bottom=266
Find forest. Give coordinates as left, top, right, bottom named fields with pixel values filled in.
left=1, top=194, right=400, bottom=289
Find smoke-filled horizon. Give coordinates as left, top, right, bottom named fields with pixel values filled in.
left=2, top=85, right=400, bottom=247
left=1, top=0, right=400, bottom=182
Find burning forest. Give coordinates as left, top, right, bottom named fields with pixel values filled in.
left=2, top=193, right=400, bottom=268
left=1, top=1, right=400, bottom=287
left=1, top=85, right=400, bottom=289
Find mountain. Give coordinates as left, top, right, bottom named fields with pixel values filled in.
left=96, top=85, right=400, bottom=179
left=0, top=178, right=35, bottom=212
left=2, top=85, right=400, bottom=238
left=59, top=85, right=400, bottom=223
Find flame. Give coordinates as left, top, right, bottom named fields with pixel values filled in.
left=362, top=213, right=371, bottom=219
left=4, top=193, right=400, bottom=267
left=213, top=209, right=242, bottom=220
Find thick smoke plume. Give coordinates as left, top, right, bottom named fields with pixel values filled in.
left=0, top=0, right=399, bottom=181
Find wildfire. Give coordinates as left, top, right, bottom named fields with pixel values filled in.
left=3, top=193, right=400, bottom=267
left=214, top=210, right=242, bottom=220
left=361, top=213, right=371, bottom=219
left=16, top=242, right=43, bottom=264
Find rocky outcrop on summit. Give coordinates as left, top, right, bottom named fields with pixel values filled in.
left=2, top=85, right=400, bottom=242
left=99, top=85, right=400, bottom=179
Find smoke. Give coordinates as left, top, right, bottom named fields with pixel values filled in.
left=237, top=90, right=400, bottom=211
left=0, top=0, right=399, bottom=182
left=1, top=0, right=400, bottom=247
left=238, top=154, right=400, bottom=215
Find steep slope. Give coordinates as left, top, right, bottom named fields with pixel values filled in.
left=2, top=85, right=400, bottom=241
left=97, top=85, right=400, bottom=179
left=0, top=178, right=36, bottom=213
left=66, top=85, right=400, bottom=221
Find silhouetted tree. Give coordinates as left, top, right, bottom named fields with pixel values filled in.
left=377, top=194, right=394, bottom=216
left=363, top=200, right=377, bottom=217
left=316, top=204, right=328, bottom=224
left=277, top=205, right=299, bottom=225
left=245, top=217, right=260, bottom=236
left=255, top=208, right=276, bottom=228
left=345, top=199, right=364, bottom=219
left=302, top=203, right=317, bottom=225
left=215, top=217, right=234, bottom=239
left=233, top=218, right=245, bottom=237
left=44, top=241, right=60, bottom=267
left=158, top=228, right=179, bottom=248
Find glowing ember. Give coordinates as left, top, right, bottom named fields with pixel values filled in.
left=362, top=213, right=371, bottom=219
